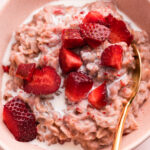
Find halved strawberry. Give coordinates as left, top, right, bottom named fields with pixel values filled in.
left=105, top=14, right=133, bottom=45
left=83, top=11, right=106, bottom=24
left=101, top=45, right=123, bottom=69
left=65, top=72, right=93, bottom=102
left=24, top=66, right=61, bottom=95
left=2, top=65, right=10, bottom=73
left=59, top=48, right=82, bottom=74
left=3, top=97, right=37, bottom=142
left=80, top=23, right=110, bottom=48
left=16, top=63, right=36, bottom=81
left=62, top=29, right=85, bottom=49
left=88, top=82, right=108, bottom=109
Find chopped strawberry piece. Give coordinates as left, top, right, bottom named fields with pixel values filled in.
left=59, top=48, right=82, bottom=74
left=62, top=29, right=85, bottom=49
left=16, top=63, right=36, bottom=81
left=101, top=45, right=123, bottom=69
left=24, top=66, right=61, bottom=95
left=3, top=97, right=37, bottom=142
left=53, top=8, right=64, bottom=15
left=88, top=82, right=108, bottom=109
left=80, top=23, right=110, bottom=48
left=65, top=72, right=93, bottom=102
left=83, top=11, right=106, bottom=24
left=105, top=14, right=133, bottom=45
left=2, top=65, right=10, bottom=73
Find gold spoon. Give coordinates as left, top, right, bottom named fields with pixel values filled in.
left=112, top=44, right=142, bottom=150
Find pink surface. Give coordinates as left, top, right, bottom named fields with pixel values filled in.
left=0, top=0, right=150, bottom=150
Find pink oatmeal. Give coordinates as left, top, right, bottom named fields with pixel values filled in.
left=2, top=1, right=150, bottom=150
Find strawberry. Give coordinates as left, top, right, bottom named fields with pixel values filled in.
left=65, top=72, right=93, bottom=102
left=24, top=66, right=61, bottom=95
left=62, top=29, right=85, bottom=49
left=83, top=11, right=106, bottom=24
left=2, top=65, right=10, bottom=73
left=3, top=97, right=37, bottom=142
left=88, top=82, right=108, bottom=109
left=101, top=45, right=123, bottom=69
left=16, top=63, right=36, bottom=81
left=80, top=23, right=110, bottom=48
left=59, top=48, right=82, bottom=74
left=105, top=14, right=133, bottom=45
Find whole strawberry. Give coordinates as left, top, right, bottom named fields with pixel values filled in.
left=3, top=97, right=37, bottom=142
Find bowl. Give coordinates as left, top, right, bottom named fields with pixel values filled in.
left=0, top=0, right=150, bottom=150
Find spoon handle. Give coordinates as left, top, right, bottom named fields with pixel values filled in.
left=112, top=101, right=131, bottom=150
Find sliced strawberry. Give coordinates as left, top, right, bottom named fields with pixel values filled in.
left=59, top=48, right=82, bottom=74
left=80, top=23, right=110, bottom=48
left=62, top=29, right=85, bottom=49
left=3, top=97, right=37, bottom=142
left=88, top=82, right=108, bottom=109
left=101, top=45, right=123, bottom=70
left=2, top=65, right=10, bottom=73
left=16, top=63, right=36, bottom=81
left=24, top=66, right=61, bottom=95
left=65, top=72, right=93, bottom=102
left=83, top=11, right=106, bottom=24
left=105, top=14, right=133, bottom=45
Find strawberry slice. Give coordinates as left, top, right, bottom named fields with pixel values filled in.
left=62, top=29, right=85, bottom=49
left=101, top=45, right=123, bottom=70
left=24, top=66, right=61, bottom=95
left=59, top=48, right=82, bottom=74
left=88, top=82, right=108, bottom=109
left=2, top=65, right=10, bottom=73
left=105, top=14, right=133, bottom=45
left=16, top=63, right=36, bottom=81
left=3, top=97, right=37, bottom=142
left=83, top=11, right=106, bottom=24
left=80, top=23, right=110, bottom=48
left=65, top=72, right=93, bottom=102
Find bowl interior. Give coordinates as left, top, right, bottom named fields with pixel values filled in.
left=0, top=0, right=150, bottom=150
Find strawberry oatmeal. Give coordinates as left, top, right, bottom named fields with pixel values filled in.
left=2, top=1, right=150, bottom=150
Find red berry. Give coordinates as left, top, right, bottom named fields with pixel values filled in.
left=65, top=72, right=93, bottom=102
left=105, top=14, right=133, bottom=45
left=80, top=23, right=110, bottom=48
left=88, top=82, right=108, bottom=109
left=101, top=45, right=123, bottom=70
left=2, top=65, right=10, bottom=73
left=16, top=63, right=36, bottom=81
left=3, top=97, right=37, bottom=142
left=59, top=48, right=82, bottom=74
left=83, top=11, right=106, bottom=24
left=24, top=66, right=61, bottom=95
left=62, top=29, right=85, bottom=49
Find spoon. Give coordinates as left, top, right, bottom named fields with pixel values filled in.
left=112, top=44, right=142, bottom=150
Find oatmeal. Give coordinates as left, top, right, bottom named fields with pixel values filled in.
left=2, top=1, right=150, bottom=150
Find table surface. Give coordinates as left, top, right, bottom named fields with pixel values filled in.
left=0, top=0, right=150, bottom=150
